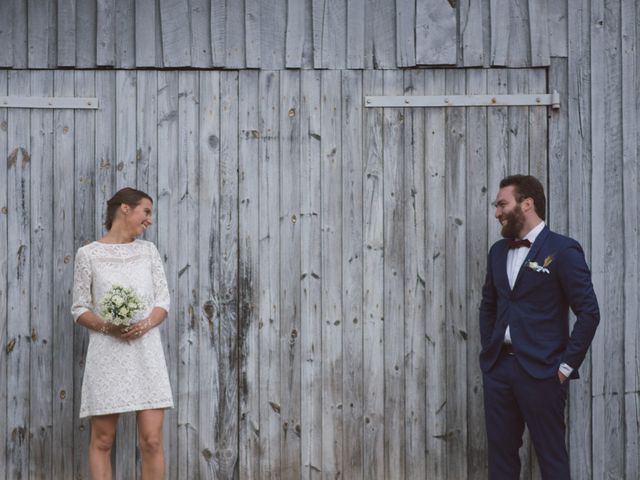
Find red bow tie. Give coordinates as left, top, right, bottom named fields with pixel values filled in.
left=508, top=239, right=532, bottom=249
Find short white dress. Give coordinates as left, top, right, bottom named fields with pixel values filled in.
left=71, top=239, right=174, bottom=418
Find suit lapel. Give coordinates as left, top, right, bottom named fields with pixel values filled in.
left=494, top=240, right=511, bottom=291
left=512, top=225, right=550, bottom=290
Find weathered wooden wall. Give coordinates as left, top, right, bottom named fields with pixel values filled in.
left=0, top=1, right=639, bottom=479
left=0, top=0, right=562, bottom=69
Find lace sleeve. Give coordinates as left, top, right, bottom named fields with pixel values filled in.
left=151, top=244, right=170, bottom=314
left=71, top=247, right=93, bottom=322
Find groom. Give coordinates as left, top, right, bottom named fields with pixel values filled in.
left=479, top=175, right=599, bottom=479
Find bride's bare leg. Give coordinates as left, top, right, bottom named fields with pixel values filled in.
left=89, top=414, right=119, bottom=480
left=137, top=409, right=166, bottom=480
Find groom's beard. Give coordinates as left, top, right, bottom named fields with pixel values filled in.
left=500, top=205, right=525, bottom=239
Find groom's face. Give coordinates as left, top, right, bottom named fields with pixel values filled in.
left=495, top=186, right=525, bottom=239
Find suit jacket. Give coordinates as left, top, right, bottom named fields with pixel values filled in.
left=479, top=225, right=600, bottom=380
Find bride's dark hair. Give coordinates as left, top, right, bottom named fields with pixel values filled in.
left=105, top=188, right=153, bottom=230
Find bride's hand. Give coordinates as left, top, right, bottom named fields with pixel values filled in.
left=98, top=322, right=127, bottom=340
left=121, top=318, right=153, bottom=340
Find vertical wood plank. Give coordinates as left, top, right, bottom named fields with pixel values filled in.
left=177, top=71, right=200, bottom=479
left=245, top=0, right=261, bottom=68
left=602, top=1, right=625, bottom=478
left=528, top=69, right=547, bottom=188
left=238, top=69, right=261, bottom=480
left=191, top=0, right=213, bottom=67
left=311, top=0, right=325, bottom=68
left=197, top=71, right=220, bottom=480
left=369, top=0, right=396, bottom=68
left=460, top=0, right=485, bottom=66
left=211, top=0, right=226, bottom=66
left=28, top=0, right=55, bottom=67
left=321, top=0, right=347, bottom=69
left=135, top=0, right=158, bottom=67
left=321, top=70, right=344, bottom=480
left=341, top=69, right=364, bottom=480
left=415, top=0, right=456, bottom=66
left=73, top=70, right=96, bottom=480
left=382, top=69, right=405, bottom=480
left=424, top=68, right=447, bottom=479
left=395, top=0, right=416, bottom=67
left=507, top=69, right=529, bottom=174
left=156, top=70, right=180, bottom=480
left=279, top=70, right=302, bottom=479
left=6, top=69, right=31, bottom=480
left=299, top=69, right=322, bottom=480
left=362, top=69, right=384, bottom=480
left=217, top=70, right=240, bottom=478
left=57, top=0, right=75, bottom=66
left=403, top=69, right=426, bottom=480
left=77, top=0, right=97, bottom=67
left=528, top=0, right=551, bottom=66
left=0, top=2, right=13, bottom=66
left=28, top=70, right=54, bottom=480
left=285, top=0, right=306, bottom=68
left=258, top=70, right=281, bottom=478
left=115, top=0, right=135, bottom=67
left=444, top=68, right=467, bottom=480
left=490, top=0, right=510, bottom=66
left=548, top=59, right=569, bottom=234
left=590, top=0, right=606, bottom=478
left=226, top=0, right=246, bottom=68
left=346, top=0, right=364, bottom=68
left=623, top=1, right=639, bottom=478
left=507, top=0, right=531, bottom=67
left=52, top=70, right=76, bottom=480
left=97, top=0, right=116, bottom=65
left=261, top=0, right=286, bottom=68
left=465, top=68, right=488, bottom=479
left=12, top=0, right=27, bottom=67
left=0, top=71, right=7, bottom=480
left=158, top=0, right=192, bottom=67
left=548, top=0, right=568, bottom=57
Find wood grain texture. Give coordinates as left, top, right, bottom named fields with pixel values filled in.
left=77, top=0, right=97, bottom=67
left=135, top=0, right=158, bottom=67
left=528, top=0, right=551, bottom=66
left=299, top=69, right=323, bottom=479
left=395, top=0, right=416, bottom=67
left=0, top=2, right=13, bottom=66
left=159, top=0, right=191, bottom=66
left=238, top=69, right=261, bottom=480
left=424, top=69, right=447, bottom=479
left=341, top=69, right=364, bottom=480
left=403, top=69, right=426, bottom=480
left=28, top=70, right=54, bottom=480
left=191, top=0, right=212, bottom=67
left=362, top=69, right=385, bottom=480
left=382, top=69, right=405, bottom=480
left=226, top=0, right=245, bottom=68
left=460, top=0, right=484, bottom=66
left=321, top=69, right=343, bottom=479
left=416, top=0, right=456, bottom=65
left=279, top=70, right=302, bottom=479
left=29, top=0, right=56, bottom=68
left=6, top=70, right=31, bottom=480
left=197, top=70, right=220, bottom=480
left=258, top=71, right=281, bottom=478
left=0, top=71, right=7, bottom=480
left=260, top=0, right=286, bottom=69
left=115, top=0, right=135, bottom=67
left=97, top=0, right=116, bottom=65
left=444, top=69, right=467, bottom=480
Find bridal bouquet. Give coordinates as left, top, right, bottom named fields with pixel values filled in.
left=99, top=284, right=144, bottom=326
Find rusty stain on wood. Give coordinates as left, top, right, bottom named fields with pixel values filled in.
left=6, top=338, right=16, bottom=353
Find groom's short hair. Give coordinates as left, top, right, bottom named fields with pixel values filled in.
left=500, top=175, right=546, bottom=220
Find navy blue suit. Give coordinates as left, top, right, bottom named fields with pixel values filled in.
left=479, top=226, right=599, bottom=479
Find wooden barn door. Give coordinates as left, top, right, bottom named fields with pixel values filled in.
left=0, top=68, right=548, bottom=480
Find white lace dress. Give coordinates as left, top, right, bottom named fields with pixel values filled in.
left=71, top=240, right=174, bottom=418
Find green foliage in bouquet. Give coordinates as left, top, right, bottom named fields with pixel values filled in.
left=99, top=284, right=144, bottom=326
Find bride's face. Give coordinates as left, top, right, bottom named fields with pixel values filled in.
left=123, top=198, right=153, bottom=237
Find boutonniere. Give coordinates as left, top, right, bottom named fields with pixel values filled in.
left=527, top=255, right=553, bottom=274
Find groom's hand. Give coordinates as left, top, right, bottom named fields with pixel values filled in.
left=558, top=371, right=567, bottom=384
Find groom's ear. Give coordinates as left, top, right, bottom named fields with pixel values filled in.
left=522, top=197, right=535, bottom=213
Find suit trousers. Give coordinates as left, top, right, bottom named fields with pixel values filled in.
left=483, top=349, right=570, bottom=480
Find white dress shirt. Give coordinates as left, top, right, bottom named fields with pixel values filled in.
left=503, top=221, right=573, bottom=377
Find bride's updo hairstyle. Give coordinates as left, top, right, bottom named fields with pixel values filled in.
left=105, top=187, right=153, bottom=230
